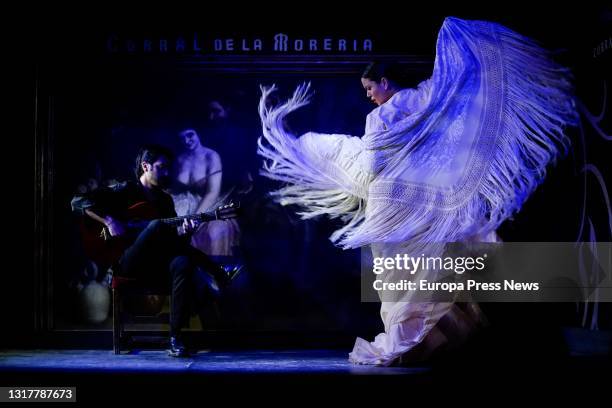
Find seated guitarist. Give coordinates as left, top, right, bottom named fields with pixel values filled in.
left=71, top=144, right=230, bottom=357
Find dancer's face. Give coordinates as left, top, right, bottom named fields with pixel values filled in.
left=361, top=77, right=394, bottom=106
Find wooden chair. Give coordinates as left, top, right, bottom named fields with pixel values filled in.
left=110, top=265, right=228, bottom=355
left=111, top=274, right=170, bottom=355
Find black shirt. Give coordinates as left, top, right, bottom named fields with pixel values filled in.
left=71, top=180, right=177, bottom=220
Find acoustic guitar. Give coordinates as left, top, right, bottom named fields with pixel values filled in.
left=79, top=201, right=239, bottom=267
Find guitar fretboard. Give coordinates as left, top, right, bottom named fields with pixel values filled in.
left=158, top=211, right=217, bottom=226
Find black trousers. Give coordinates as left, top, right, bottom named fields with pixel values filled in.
left=118, top=220, right=223, bottom=336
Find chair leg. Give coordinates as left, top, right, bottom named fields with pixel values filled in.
left=112, top=288, right=121, bottom=355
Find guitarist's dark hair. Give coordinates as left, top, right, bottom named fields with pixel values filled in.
left=134, top=144, right=175, bottom=179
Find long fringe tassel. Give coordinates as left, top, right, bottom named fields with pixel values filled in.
left=257, top=83, right=369, bottom=238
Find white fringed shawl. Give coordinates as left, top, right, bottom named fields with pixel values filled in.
left=257, top=16, right=578, bottom=250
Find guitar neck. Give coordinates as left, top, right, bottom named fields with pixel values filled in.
left=158, top=211, right=218, bottom=226
left=121, top=202, right=237, bottom=231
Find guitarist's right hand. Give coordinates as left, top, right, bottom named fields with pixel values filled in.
left=104, top=216, right=126, bottom=237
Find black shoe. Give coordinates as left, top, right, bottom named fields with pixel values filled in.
left=223, top=263, right=244, bottom=283
left=213, top=263, right=244, bottom=289
left=167, top=336, right=189, bottom=358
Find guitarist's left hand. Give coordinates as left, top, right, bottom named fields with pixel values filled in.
left=179, top=218, right=201, bottom=236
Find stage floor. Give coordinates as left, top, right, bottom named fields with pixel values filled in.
left=0, top=349, right=427, bottom=375
left=0, top=348, right=610, bottom=400
left=0, top=349, right=437, bottom=399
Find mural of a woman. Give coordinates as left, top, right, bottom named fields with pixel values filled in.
left=172, top=128, right=241, bottom=258
left=257, top=17, right=579, bottom=365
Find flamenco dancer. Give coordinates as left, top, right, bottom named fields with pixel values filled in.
left=257, top=17, right=578, bottom=365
